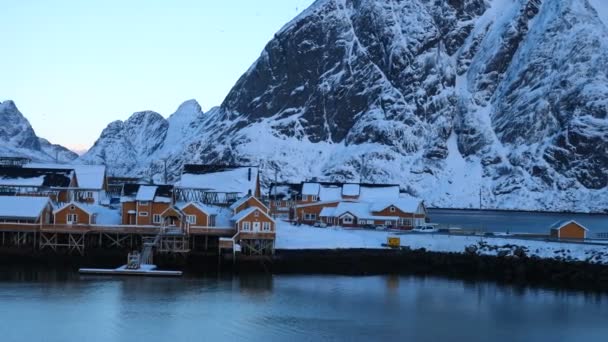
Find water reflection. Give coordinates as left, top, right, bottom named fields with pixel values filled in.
left=0, top=268, right=607, bottom=341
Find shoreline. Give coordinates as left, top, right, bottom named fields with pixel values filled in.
left=428, top=207, right=608, bottom=216
left=2, top=248, right=608, bottom=293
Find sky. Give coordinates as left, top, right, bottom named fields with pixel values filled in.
left=0, top=0, right=315, bottom=153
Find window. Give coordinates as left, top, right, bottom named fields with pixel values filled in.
left=342, top=215, right=353, bottom=224
left=139, top=201, right=149, bottom=206
left=242, top=222, right=251, bottom=231
left=254, top=211, right=259, bottom=217
left=187, top=215, right=196, bottom=224
left=67, top=214, right=78, bottom=224
left=70, top=205, right=75, bottom=211
left=304, top=213, right=316, bottom=221
left=139, top=212, right=149, bottom=217
left=262, top=222, right=271, bottom=231
left=400, top=218, right=412, bottom=226
left=311, top=195, right=318, bottom=201
left=385, top=220, right=393, bottom=226
left=390, top=206, right=396, bottom=213
left=152, top=214, right=162, bottom=224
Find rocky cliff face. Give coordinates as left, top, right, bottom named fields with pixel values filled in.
left=0, top=100, right=78, bottom=162
left=79, top=100, right=209, bottom=180
left=83, top=0, right=608, bottom=212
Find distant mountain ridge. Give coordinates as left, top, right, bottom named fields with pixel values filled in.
left=77, top=0, right=608, bottom=212
left=0, top=100, right=78, bottom=163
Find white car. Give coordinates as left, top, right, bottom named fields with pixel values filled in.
left=313, top=221, right=328, bottom=228
left=413, top=225, right=438, bottom=233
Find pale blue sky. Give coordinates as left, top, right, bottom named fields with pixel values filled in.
left=0, top=0, right=315, bottom=152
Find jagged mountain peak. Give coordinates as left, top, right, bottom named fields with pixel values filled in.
left=0, top=99, right=78, bottom=162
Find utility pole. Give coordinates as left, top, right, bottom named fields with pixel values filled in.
left=163, top=159, right=168, bottom=185
left=479, top=186, right=482, bottom=210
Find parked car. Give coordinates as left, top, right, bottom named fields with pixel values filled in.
left=375, top=225, right=388, bottom=230
left=362, top=224, right=375, bottom=230
left=313, top=221, right=327, bottom=228
left=413, top=225, right=439, bottom=233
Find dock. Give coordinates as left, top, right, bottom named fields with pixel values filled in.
left=79, top=264, right=182, bottom=277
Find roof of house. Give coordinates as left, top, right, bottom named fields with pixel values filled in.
left=333, top=202, right=373, bottom=219
left=371, top=198, right=423, bottom=214
left=52, top=202, right=121, bottom=225
left=550, top=220, right=589, bottom=231
left=0, top=167, right=75, bottom=187
left=229, top=195, right=266, bottom=211
left=25, top=163, right=105, bottom=190
left=301, top=182, right=321, bottom=196
left=295, top=200, right=342, bottom=208
left=319, top=185, right=342, bottom=201
left=231, top=206, right=274, bottom=223
left=122, top=184, right=173, bottom=203
left=342, top=184, right=360, bottom=196
left=177, top=165, right=258, bottom=195
left=319, top=207, right=336, bottom=217
left=0, top=196, right=51, bottom=220
left=268, top=183, right=301, bottom=200
left=179, top=202, right=221, bottom=216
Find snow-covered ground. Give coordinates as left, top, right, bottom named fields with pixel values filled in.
left=275, top=222, right=608, bottom=264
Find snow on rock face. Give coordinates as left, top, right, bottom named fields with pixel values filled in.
left=84, top=0, right=608, bottom=212
left=0, top=100, right=78, bottom=162
left=201, top=0, right=608, bottom=213
left=79, top=100, right=207, bottom=179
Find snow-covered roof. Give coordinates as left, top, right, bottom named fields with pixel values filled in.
left=53, top=202, right=121, bottom=225
left=296, top=200, right=341, bottom=208
left=177, top=166, right=258, bottom=196
left=179, top=202, right=221, bottom=216
left=301, top=182, right=320, bottom=195
left=229, top=195, right=253, bottom=211
left=136, top=186, right=158, bottom=201
left=358, top=185, right=400, bottom=201
left=371, top=198, right=423, bottom=214
left=319, top=207, right=336, bottom=217
left=550, top=220, right=589, bottom=231
left=231, top=207, right=274, bottom=223
left=0, top=167, right=74, bottom=187
left=25, top=163, right=105, bottom=190
left=342, top=184, right=360, bottom=196
left=318, top=185, right=342, bottom=201
left=333, top=202, right=373, bottom=219
left=0, top=196, right=50, bottom=220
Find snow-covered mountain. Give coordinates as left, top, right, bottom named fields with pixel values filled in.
left=83, top=0, right=608, bottom=212
left=79, top=99, right=212, bottom=181
left=0, top=100, right=78, bottom=163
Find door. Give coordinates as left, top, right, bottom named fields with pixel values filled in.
left=67, top=214, right=78, bottom=225
left=253, top=222, right=261, bottom=232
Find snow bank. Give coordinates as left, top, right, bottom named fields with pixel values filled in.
left=275, top=222, right=608, bottom=264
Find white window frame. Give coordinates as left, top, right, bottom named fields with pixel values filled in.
left=187, top=215, right=197, bottom=224
left=304, top=213, right=316, bottom=221
left=242, top=221, right=251, bottom=231
left=390, top=206, right=396, bottom=213
left=67, top=214, right=78, bottom=224
left=152, top=214, right=162, bottom=224
left=342, top=215, right=353, bottom=224
left=139, top=212, right=149, bottom=217
left=311, top=195, right=318, bottom=201
left=254, top=211, right=259, bottom=217
left=139, top=201, right=149, bottom=206
left=262, top=222, right=271, bottom=231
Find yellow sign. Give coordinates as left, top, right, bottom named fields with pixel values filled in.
left=387, top=237, right=400, bottom=248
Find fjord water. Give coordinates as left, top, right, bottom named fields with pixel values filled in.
left=429, top=209, right=608, bottom=234
left=1, top=267, right=607, bottom=341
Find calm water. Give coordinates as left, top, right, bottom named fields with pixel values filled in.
left=1, top=267, right=608, bottom=341
left=429, top=209, right=608, bottom=234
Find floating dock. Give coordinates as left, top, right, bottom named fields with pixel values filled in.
left=79, top=264, right=182, bottom=277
